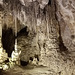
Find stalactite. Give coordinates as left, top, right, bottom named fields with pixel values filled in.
left=14, top=10, right=18, bottom=52
left=0, top=11, right=2, bottom=47
left=45, top=6, right=49, bottom=39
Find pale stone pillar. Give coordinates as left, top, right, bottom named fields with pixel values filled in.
left=0, top=0, right=3, bottom=42
left=0, top=11, right=3, bottom=50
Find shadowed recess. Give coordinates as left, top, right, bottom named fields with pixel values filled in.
left=2, top=24, right=15, bottom=57
left=17, top=26, right=29, bottom=37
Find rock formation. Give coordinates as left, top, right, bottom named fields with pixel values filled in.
left=0, top=0, right=75, bottom=75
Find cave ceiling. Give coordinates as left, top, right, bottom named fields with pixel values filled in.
left=0, top=0, right=75, bottom=52
left=0, top=0, right=50, bottom=32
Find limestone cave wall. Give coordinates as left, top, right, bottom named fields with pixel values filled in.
left=0, top=0, right=75, bottom=75
left=55, top=0, right=75, bottom=53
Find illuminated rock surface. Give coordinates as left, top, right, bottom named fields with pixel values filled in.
left=0, top=0, right=75, bottom=75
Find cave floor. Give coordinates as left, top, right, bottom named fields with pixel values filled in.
left=1, top=65, right=52, bottom=75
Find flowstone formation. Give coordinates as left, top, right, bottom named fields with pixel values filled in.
left=55, top=0, right=75, bottom=52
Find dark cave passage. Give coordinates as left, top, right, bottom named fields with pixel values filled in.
left=2, top=25, right=29, bottom=57
left=2, top=25, right=15, bottom=57
left=17, top=26, right=29, bottom=37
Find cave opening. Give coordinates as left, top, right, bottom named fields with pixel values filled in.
left=17, top=26, right=29, bottom=37
left=2, top=24, right=15, bottom=57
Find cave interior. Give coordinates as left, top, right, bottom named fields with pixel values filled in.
left=0, top=0, right=75, bottom=75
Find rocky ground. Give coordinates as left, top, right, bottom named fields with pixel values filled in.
left=0, top=65, right=55, bottom=75
left=0, top=58, right=75, bottom=75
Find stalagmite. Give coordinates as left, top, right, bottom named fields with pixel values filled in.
left=14, top=12, right=17, bottom=52
left=46, top=15, right=49, bottom=39
left=11, top=12, right=21, bottom=65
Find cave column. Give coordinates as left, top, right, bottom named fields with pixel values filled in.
left=11, top=15, right=21, bottom=65
left=0, top=0, right=3, bottom=50
left=0, top=10, right=3, bottom=51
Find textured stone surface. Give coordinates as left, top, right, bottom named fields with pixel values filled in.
left=0, top=49, right=8, bottom=63
left=0, top=0, right=75, bottom=75
left=55, top=0, right=75, bottom=52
